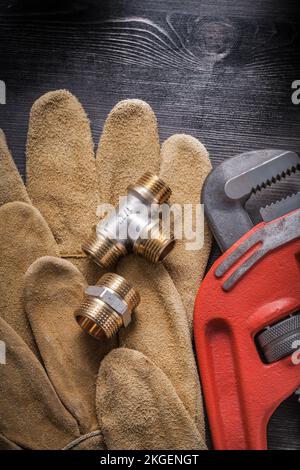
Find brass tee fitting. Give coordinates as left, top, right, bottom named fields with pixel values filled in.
left=82, top=172, right=175, bottom=268
left=75, top=273, right=140, bottom=340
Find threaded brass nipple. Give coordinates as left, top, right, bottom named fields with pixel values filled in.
left=134, top=225, right=175, bottom=263
left=75, top=273, right=140, bottom=340
left=82, top=234, right=126, bottom=268
left=129, top=172, right=172, bottom=204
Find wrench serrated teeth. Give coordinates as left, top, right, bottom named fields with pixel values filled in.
left=260, top=191, right=300, bottom=222
left=252, top=163, right=300, bottom=194
left=205, top=149, right=300, bottom=251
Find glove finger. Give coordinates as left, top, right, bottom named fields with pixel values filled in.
left=24, top=256, right=113, bottom=435
left=26, top=90, right=100, bottom=276
left=97, top=348, right=206, bottom=450
left=117, top=255, right=205, bottom=435
left=0, top=129, right=30, bottom=205
left=0, top=202, right=58, bottom=355
left=160, top=134, right=212, bottom=329
left=96, top=99, right=160, bottom=206
left=0, top=317, right=80, bottom=449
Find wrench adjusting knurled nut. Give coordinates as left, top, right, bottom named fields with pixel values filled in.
left=256, top=312, right=300, bottom=363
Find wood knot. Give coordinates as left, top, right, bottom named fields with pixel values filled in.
left=191, top=19, right=238, bottom=60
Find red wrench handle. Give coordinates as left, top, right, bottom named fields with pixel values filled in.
left=194, top=216, right=300, bottom=450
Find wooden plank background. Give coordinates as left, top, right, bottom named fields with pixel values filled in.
left=0, top=0, right=299, bottom=450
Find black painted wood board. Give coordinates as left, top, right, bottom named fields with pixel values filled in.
left=0, top=0, right=299, bottom=450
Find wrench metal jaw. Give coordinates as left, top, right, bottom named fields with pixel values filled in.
left=202, top=149, right=300, bottom=251
left=215, top=209, right=300, bottom=291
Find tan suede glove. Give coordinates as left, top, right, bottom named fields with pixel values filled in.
left=0, top=91, right=211, bottom=449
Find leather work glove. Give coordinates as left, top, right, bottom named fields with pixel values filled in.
left=0, top=91, right=212, bottom=449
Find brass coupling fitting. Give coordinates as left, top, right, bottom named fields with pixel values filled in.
left=75, top=273, right=140, bottom=340
left=82, top=172, right=175, bottom=268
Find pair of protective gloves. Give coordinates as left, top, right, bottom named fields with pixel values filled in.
left=0, top=90, right=212, bottom=450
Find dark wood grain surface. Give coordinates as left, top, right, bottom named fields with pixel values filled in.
left=0, top=0, right=299, bottom=450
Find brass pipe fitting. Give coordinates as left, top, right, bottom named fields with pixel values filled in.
left=82, top=172, right=175, bottom=268
left=75, top=273, right=140, bottom=340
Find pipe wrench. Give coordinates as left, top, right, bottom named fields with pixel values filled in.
left=194, top=149, right=300, bottom=449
